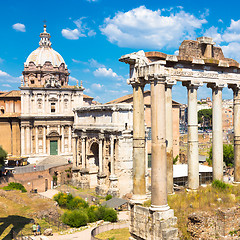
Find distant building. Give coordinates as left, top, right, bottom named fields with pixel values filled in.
left=0, top=91, right=21, bottom=157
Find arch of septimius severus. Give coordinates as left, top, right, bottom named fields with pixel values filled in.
left=120, top=37, right=240, bottom=240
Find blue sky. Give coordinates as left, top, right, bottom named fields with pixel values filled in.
left=1, top=0, right=240, bottom=103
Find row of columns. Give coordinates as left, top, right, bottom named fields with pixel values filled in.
left=132, top=75, right=240, bottom=210
left=21, top=125, right=72, bottom=156
left=73, top=136, right=116, bottom=177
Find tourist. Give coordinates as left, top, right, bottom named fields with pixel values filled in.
left=32, top=223, right=37, bottom=236
left=37, top=223, right=41, bottom=235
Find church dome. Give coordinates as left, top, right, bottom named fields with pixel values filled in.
left=24, top=25, right=66, bottom=68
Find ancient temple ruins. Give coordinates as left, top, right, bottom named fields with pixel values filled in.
left=120, top=37, right=240, bottom=240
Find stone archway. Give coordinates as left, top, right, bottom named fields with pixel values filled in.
left=90, top=142, right=99, bottom=167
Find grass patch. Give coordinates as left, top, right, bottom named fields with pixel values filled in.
left=143, top=184, right=240, bottom=239
left=95, top=227, right=130, bottom=240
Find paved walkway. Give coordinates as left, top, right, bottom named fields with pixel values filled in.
left=38, top=189, right=59, bottom=199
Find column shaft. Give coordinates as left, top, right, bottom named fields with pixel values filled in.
left=99, top=139, right=103, bottom=173
left=165, top=85, right=173, bottom=194
left=212, top=87, right=223, bottom=180
left=187, top=85, right=199, bottom=189
left=62, top=126, right=64, bottom=153
left=233, top=88, right=240, bottom=182
left=110, top=137, right=115, bottom=176
left=82, top=138, right=86, bottom=168
left=132, top=83, right=146, bottom=200
left=35, top=127, right=38, bottom=154
left=68, top=126, right=72, bottom=153
left=43, top=126, right=46, bottom=154
left=150, top=78, right=169, bottom=210
left=72, top=137, right=77, bottom=167
left=26, top=126, right=31, bottom=155
left=21, top=126, right=25, bottom=155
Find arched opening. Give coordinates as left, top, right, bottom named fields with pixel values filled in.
left=90, top=142, right=99, bottom=167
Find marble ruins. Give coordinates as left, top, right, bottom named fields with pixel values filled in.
left=120, top=37, right=240, bottom=239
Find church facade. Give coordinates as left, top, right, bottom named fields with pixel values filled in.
left=20, top=25, right=88, bottom=160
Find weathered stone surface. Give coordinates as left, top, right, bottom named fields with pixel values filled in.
left=188, top=207, right=240, bottom=239
left=130, top=204, right=178, bottom=240
left=43, top=228, right=53, bottom=236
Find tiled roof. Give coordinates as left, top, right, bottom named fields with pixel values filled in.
left=0, top=90, right=21, bottom=98
left=83, top=94, right=94, bottom=99
left=106, top=90, right=181, bottom=106
left=101, top=198, right=128, bottom=209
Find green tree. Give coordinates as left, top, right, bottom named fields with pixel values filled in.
left=198, top=109, right=212, bottom=128
left=207, top=144, right=234, bottom=167
left=0, top=146, right=7, bottom=167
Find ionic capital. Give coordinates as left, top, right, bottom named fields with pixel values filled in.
left=228, top=83, right=240, bottom=92
left=182, top=80, right=203, bottom=89
left=165, top=77, right=177, bottom=89
left=128, top=77, right=146, bottom=87
left=207, top=82, right=226, bottom=90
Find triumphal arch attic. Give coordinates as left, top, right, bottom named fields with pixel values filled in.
left=120, top=37, right=240, bottom=239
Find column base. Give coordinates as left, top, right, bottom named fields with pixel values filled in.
left=129, top=204, right=179, bottom=240
left=150, top=204, right=170, bottom=212
left=130, top=194, right=148, bottom=205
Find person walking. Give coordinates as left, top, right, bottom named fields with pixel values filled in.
left=37, top=223, right=41, bottom=235
left=32, top=223, right=37, bottom=236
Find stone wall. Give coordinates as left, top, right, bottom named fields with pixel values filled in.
left=188, top=207, right=240, bottom=239
left=129, top=204, right=179, bottom=240
left=0, top=164, right=71, bottom=192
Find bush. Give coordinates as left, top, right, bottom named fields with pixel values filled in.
left=103, top=208, right=117, bottom=222
left=62, top=210, right=88, bottom=227
left=53, top=192, right=74, bottom=207
left=212, top=180, right=231, bottom=190
left=0, top=146, right=7, bottom=167
left=105, top=194, right=113, bottom=201
left=173, top=155, right=178, bottom=165
left=87, top=205, right=98, bottom=223
left=3, top=182, right=27, bottom=192
left=207, top=144, right=234, bottom=167
left=66, top=196, right=89, bottom=210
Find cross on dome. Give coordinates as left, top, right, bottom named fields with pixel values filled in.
left=39, top=24, right=52, bottom=47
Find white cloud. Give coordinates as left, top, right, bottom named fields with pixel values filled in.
left=87, top=0, right=98, bottom=2
left=2, top=84, right=11, bottom=88
left=93, top=67, right=118, bottom=78
left=221, top=42, right=240, bottom=60
left=204, top=26, right=223, bottom=44
left=72, top=59, right=81, bottom=63
left=83, top=68, right=90, bottom=73
left=91, top=83, right=103, bottom=90
left=12, top=23, right=26, bottom=32
left=0, top=70, right=9, bottom=77
left=89, top=59, right=105, bottom=68
left=69, top=76, right=79, bottom=82
left=62, top=29, right=83, bottom=40
left=0, top=58, right=3, bottom=64
left=218, top=19, right=223, bottom=23
left=62, top=18, right=96, bottom=40
left=100, top=6, right=207, bottom=49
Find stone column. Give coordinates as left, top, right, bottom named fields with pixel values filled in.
left=43, top=126, right=46, bottom=154
left=208, top=83, right=225, bottom=181
left=61, top=126, right=65, bottom=153
left=229, top=84, right=240, bottom=182
left=43, top=94, right=46, bottom=114
left=72, top=136, right=77, bottom=168
left=76, top=138, right=80, bottom=166
left=110, top=136, right=115, bottom=177
left=68, top=126, right=72, bottom=153
left=21, top=126, right=25, bottom=155
left=47, top=125, right=50, bottom=154
left=26, top=126, right=31, bottom=155
left=132, top=82, right=146, bottom=202
left=81, top=137, right=86, bottom=168
left=165, top=79, right=176, bottom=194
left=150, top=76, right=169, bottom=211
left=183, top=81, right=201, bottom=189
left=99, top=138, right=103, bottom=173
left=35, top=127, right=38, bottom=154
